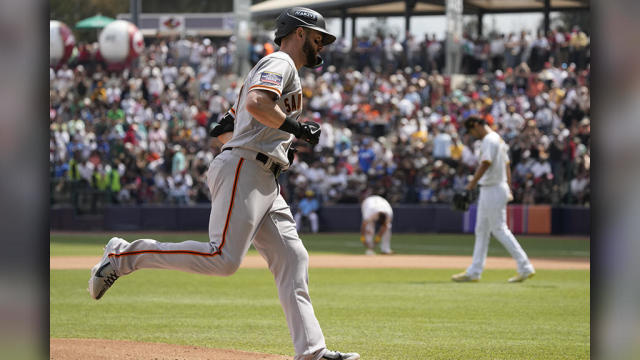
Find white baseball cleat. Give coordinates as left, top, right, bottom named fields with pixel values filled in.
left=88, top=237, right=125, bottom=300
left=451, top=272, right=480, bottom=282
left=320, top=349, right=360, bottom=360
left=508, top=270, right=536, bottom=283
left=365, top=249, right=375, bottom=256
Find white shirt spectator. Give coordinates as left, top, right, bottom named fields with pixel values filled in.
left=432, top=132, right=452, bottom=158
left=530, top=159, right=552, bottom=179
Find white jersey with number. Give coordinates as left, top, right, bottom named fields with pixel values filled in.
left=223, top=51, right=302, bottom=167
left=478, top=131, right=510, bottom=186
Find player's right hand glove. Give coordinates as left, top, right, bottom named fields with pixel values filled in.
left=452, top=190, right=471, bottom=211
left=374, top=235, right=381, bottom=244
left=298, top=121, right=321, bottom=145
left=279, top=117, right=321, bottom=145
left=360, top=235, right=366, bottom=244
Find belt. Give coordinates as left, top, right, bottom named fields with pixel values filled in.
left=222, top=147, right=283, bottom=178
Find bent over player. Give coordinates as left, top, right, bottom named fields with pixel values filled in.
left=452, top=116, right=536, bottom=283
left=89, top=7, right=359, bottom=360
left=360, top=195, right=394, bottom=255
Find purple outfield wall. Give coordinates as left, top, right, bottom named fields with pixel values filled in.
left=50, top=204, right=589, bottom=235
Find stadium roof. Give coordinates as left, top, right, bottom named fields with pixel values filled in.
left=251, top=0, right=590, bottom=18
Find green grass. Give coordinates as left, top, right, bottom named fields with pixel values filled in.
left=50, top=232, right=590, bottom=258
left=51, top=268, right=590, bottom=359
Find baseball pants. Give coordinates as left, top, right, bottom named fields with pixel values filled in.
left=106, top=148, right=326, bottom=360
left=466, top=183, right=534, bottom=278
left=363, top=221, right=392, bottom=253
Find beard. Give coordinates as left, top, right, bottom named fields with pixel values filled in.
left=302, top=37, right=318, bottom=67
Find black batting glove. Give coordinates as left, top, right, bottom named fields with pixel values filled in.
left=298, top=121, right=321, bottom=145
left=279, top=117, right=321, bottom=145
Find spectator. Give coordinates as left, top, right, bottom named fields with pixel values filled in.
left=294, top=190, right=320, bottom=233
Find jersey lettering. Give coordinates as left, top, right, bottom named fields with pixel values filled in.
left=284, top=98, right=291, bottom=113
left=283, top=92, right=302, bottom=114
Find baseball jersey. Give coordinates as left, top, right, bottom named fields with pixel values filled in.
left=478, top=131, right=510, bottom=186
left=361, top=196, right=393, bottom=224
left=223, top=51, right=302, bottom=166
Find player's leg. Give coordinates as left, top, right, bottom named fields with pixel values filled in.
left=252, top=194, right=326, bottom=360
left=489, top=187, right=535, bottom=277
left=308, top=212, right=319, bottom=233
left=380, top=222, right=393, bottom=254
left=90, top=154, right=279, bottom=299
left=463, top=189, right=491, bottom=279
left=363, top=221, right=375, bottom=254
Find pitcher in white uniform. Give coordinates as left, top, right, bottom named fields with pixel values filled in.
left=452, top=116, right=536, bottom=283
left=360, top=195, right=394, bottom=255
left=88, top=7, right=359, bottom=360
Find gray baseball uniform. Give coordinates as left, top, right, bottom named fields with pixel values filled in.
left=466, top=131, right=535, bottom=278
left=104, top=51, right=327, bottom=359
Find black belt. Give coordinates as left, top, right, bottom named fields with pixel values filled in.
left=222, top=147, right=283, bottom=178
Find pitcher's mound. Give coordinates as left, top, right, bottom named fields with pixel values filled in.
left=50, top=338, right=290, bottom=360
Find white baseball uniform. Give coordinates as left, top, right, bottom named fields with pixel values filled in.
left=103, top=51, right=328, bottom=360
left=466, top=131, right=535, bottom=278
left=361, top=195, right=393, bottom=254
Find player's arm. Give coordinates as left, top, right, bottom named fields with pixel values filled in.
left=360, top=220, right=368, bottom=245
left=506, top=161, right=514, bottom=201
left=466, top=160, right=491, bottom=190
left=376, top=221, right=389, bottom=240
left=245, top=89, right=321, bottom=145
left=245, top=89, right=288, bottom=128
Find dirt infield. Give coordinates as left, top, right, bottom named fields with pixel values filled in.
left=50, top=338, right=289, bottom=360
left=51, top=254, right=588, bottom=359
left=51, top=254, right=590, bottom=270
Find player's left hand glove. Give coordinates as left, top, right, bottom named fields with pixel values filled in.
left=374, top=235, right=381, bottom=244
left=209, top=111, right=235, bottom=138
left=360, top=235, right=366, bottom=244
left=452, top=190, right=471, bottom=211
left=287, top=146, right=297, bottom=165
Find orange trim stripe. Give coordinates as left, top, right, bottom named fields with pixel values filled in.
left=249, top=84, right=282, bottom=96
left=230, top=108, right=236, bottom=115
left=109, top=158, right=245, bottom=259
left=219, top=157, right=244, bottom=251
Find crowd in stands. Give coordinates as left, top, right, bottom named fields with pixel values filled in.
left=49, top=26, right=590, bottom=213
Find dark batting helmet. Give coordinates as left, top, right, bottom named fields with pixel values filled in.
left=274, top=7, right=336, bottom=47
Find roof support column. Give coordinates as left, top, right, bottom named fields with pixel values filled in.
left=351, top=15, right=357, bottom=42
left=341, top=9, right=347, bottom=38
left=405, top=0, right=416, bottom=34
left=543, top=0, right=551, bottom=34
left=477, top=10, right=484, bottom=37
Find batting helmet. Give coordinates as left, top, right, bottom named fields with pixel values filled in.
left=274, top=7, right=336, bottom=47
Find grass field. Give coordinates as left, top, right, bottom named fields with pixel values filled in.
left=50, top=233, right=590, bottom=359
left=50, top=232, right=590, bottom=258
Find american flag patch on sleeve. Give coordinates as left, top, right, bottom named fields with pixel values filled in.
left=260, top=71, right=283, bottom=86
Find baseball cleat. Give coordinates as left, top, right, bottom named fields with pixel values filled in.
left=88, top=237, right=124, bottom=300
left=508, top=270, right=536, bottom=283
left=380, top=250, right=395, bottom=255
left=451, top=272, right=479, bottom=282
left=321, top=349, right=360, bottom=360
left=365, top=249, right=375, bottom=256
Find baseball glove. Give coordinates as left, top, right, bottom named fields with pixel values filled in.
left=452, top=190, right=472, bottom=211
left=209, top=111, right=235, bottom=138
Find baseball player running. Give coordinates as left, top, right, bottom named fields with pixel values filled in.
left=360, top=195, right=394, bottom=255
left=452, top=116, right=536, bottom=283
left=89, top=7, right=359, bottom=360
